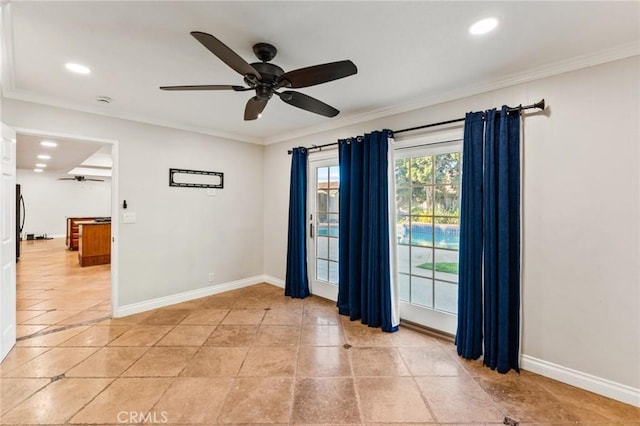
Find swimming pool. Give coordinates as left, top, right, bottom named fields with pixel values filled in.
left=398, top=223, right=459, bottom=249
left=319, top=222, right=459, bottom=249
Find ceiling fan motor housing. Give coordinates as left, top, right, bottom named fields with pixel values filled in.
left=245, top=61, right=287, bottom=99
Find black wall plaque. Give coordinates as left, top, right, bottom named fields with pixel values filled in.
left=169, top=168, right=224, bottom=188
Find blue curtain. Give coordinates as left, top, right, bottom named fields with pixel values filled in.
left=483, top=106, right=520, bottom=373
left=337, top=130, right=398, bottom=332
left=456, top=106, right=521, bottom=374
left=456, top=112, right=485, bottom=360
left=285, top=147, right=309, bottom=298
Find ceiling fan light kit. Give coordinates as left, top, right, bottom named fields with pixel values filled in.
left=160, top=31, right=358, bottom=121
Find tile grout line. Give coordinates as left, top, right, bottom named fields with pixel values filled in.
left=287, top=298, right=305, bottom=424
left=16, top=315, right=112, bottom=341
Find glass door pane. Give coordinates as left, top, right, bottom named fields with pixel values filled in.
left=308, top=159, right=339, bottom=301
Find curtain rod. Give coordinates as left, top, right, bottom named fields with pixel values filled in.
left=287, top=99, right=545, bottom=155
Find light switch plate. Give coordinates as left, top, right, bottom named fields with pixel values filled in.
left=122, top=212, right=136, bottom=223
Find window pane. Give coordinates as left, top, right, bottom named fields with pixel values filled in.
left=317, top=191, right=328, bottom=213
left=328, top=219, right=339, bottom=238
left=434, top=217, right=459, bottom=250
left=435, top=280, right=458, bottom=314
left=329, top=261, right=339, bottom=284
left=397, top=216, right=410, bottom=245
left=435, top=152, right=461, bottom=184
left=317, top=167, right=329, bottom=189
left=410, top=156, right=433, bottom=185
left=329, top=166, right=340, bottom=185
left=328, top=189, right=339, bottom=212
left=317, top=259, right=328, bottom=281
left=397, top=243, right=410, bottom=274
left=396, top=187, right=410, bottom=215
left=434, top=185, right=459, bottom=217
left=409, top=218, right=433, bottom=247
left=434, top=249, right=459, bottom=282
left=395, top=158, right=410, bottom=187
left=411, top=245, right=432, bottom=278
left=411, top=276, right=433, bottom=308
left=411, top=187, right=433, bottom=215
left=317, top=236, right=328, bottom=259
left=329, top=237, right=339, bottom=261
left=398, top=273, right=410, bottom=302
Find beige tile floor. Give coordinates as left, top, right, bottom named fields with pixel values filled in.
left=1, top=239, right=638, bottom=424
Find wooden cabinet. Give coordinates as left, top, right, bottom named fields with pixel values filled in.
left=66, top=217, right=95, bottom=250
left=78, top=222, right=111, bottom=267
left=66, top=217, right=109, bottom=250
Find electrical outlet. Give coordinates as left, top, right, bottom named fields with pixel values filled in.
left=208, top=272, right=215, bottom=282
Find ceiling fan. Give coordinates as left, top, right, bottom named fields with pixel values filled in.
left=160, top=31, right=358, bottom=120
left=58, top=175, right=104, bottom=182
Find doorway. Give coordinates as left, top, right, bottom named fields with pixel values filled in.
left=13, top=129, right=118, bottom=341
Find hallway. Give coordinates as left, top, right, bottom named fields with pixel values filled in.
left=16, top=238, right=110, bottom=339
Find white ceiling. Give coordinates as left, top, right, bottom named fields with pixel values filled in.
left=2, top=1, right=639, bottom=146
left=16, top=133, right=111, bottom=175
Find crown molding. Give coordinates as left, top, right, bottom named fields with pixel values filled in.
left=3, top=89, right=262, bottom=144
left=263, top=41, right=639, bottom=145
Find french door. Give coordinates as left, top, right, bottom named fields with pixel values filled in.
left=307, top=156, right=339, bottom=301
left=394, top=139, right=462, bottom=334
left=1, top=123, right=17, bottom=361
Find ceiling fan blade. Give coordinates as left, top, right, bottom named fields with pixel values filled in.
left=277, top=91, right=339, bottom=117
left=278, top=60, right=357, bottom=89
left=160, top=85, right=250, bottom=91
left=244, top=97, right=269, bottom=121
left=191, top=31, right=261, bottom=80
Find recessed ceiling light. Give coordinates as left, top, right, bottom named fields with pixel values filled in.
left=40, top=140, right=58, bottom=147
left=65, top=62, right=91, bottom=75
left=469, top=17, right=499, bottom=35
left=35, top=163, right=47, bottom=168
left=34, top=168, right=43, bottom=173
left=37, top=154, right=51, bottom=160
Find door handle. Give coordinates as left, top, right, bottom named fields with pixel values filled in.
left=310, top=223, right=314, bottom=239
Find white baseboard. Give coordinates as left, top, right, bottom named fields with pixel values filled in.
left=262, top=275, right=285, bottom=288
left=521, top=354, right=640, bottom=407
left=114, top=275, right=269, bottom=318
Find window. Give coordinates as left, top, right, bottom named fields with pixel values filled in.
left=395, top=145, right=461, bottom=317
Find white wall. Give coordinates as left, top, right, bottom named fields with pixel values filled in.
left=264, top=57, right=640, bottom=396
left=3, top=99, right=265, bottom=307
left=16, top=169, right=111, bottom=237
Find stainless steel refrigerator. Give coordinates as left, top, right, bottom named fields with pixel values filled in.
left=16, top=184, right=25, bottom=262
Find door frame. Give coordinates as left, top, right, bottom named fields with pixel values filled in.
left=307, top=150, right=340, bottom=301
left=13, top=127, right=120, bottom=317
